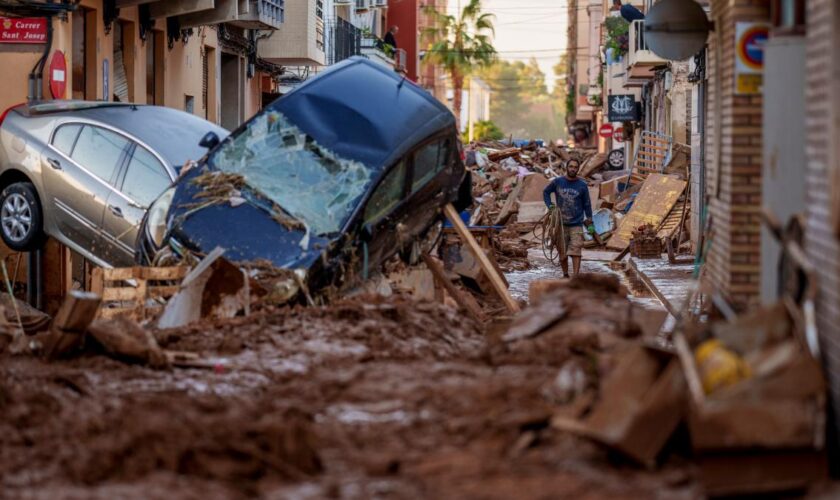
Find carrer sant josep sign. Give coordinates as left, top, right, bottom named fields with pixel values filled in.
left=0, top=17, right=47, bottom=44
left=608, top=94, right=640, bottom=123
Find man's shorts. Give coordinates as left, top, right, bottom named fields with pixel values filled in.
left=558, top=225, right=584, bottom=257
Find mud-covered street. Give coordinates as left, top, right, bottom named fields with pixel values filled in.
left=0, top=258, right=703, bottom=499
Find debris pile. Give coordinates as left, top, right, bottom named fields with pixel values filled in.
left=465, top=138, right=691, bottom=265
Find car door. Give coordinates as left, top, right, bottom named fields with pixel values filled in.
left=99, top=144, right=172, bottom=266
left=403, top=136, right=455, bottom=237
left=42, top=123, right=129, bottom=256
left=358, top=159, right=410, bottom=270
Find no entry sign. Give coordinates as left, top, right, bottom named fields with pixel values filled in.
left=49, top=50, right=67, bottom=99
left=598, top=123, right=614, bottom=139
left=0, top=17, right=47, bottom=44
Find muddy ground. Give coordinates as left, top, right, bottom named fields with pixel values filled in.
left=0, top=280, right=708, bottom=500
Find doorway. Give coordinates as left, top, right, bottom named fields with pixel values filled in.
left=220, top=52, right=241, bottom=130
left=72, top=8, right=96, bottom=100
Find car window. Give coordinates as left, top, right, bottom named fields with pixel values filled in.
left=411, top=138, right=451, bottom=191
left=71, top=126, right=129, bottom=184
left=52, top=124, right=81, bottom=156
left=122, top=146, right=170, bottom=207
left=364, top=160, right=407, bottom=224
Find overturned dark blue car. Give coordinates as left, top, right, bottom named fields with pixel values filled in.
left=136, top=57, right=470, bottom=298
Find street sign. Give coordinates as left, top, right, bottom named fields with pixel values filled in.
left=0, top=17, right=47, bottom=44
left=608, top=95, right=640, bottom=122
left=49, top=50, right=67, bottom=99
left=613, top=127, right=625, bottom=143
left=598, top=123, right=614, bottom=138
left=735, top=22, right=769, bottom=95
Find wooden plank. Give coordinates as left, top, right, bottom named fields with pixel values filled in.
left=607, top=174, right=687, bottom=250
left=102, top=287, right=141, bottom=302
left=636, top=157, right=662, bottom=166
left=421, top=254, right=485, bottom=323
left=139, top=266, right=189, bottom=280
left=444, top=203, right=520, bottom=313
left=103, top=267, right=140, bottom=281
left=148, top=286, right=181, bottom=299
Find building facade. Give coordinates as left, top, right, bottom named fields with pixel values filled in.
left=0, top=0, right=288, bottom=130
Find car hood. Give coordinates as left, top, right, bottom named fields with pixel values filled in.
left=165, top=169, right=332, bottom=270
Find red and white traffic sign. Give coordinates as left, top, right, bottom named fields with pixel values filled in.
left=613, top=127, right=624, bottom=143
left=598, top=123, right=614, bottom=139
left=49, top=50, right=67, bottom=99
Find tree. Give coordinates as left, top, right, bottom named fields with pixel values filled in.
left=422, top=0, right=496, bottom=128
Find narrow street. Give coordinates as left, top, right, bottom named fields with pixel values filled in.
left=1, top=0, right=840, bottom=498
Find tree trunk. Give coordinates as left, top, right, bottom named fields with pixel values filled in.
left=452, top=70, right=464, bottom=133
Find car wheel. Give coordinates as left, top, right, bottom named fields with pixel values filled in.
left=0, top=182, right=44, bottom=252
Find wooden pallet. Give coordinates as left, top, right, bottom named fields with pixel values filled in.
left=629, top=131, right=673, bottom=185
left=90, top=266, right=189, bottom=321
left=657, top=197, right=688, bottom=240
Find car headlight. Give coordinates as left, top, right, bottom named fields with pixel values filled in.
left=146, top=187, right=175, bottom=248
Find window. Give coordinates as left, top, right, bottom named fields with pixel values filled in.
left=122, top=147, right=170, bottom=207
left=411, top=139, right=450, bottom=191
left=52, top=124, right=81, bottom=156
left=771, top=0, right=806, bottom=34
left=71, top=126, right=129, bottom=184
left=185, top=94, right=195, bottom=114
left=364, top=160, right=407, bottom=223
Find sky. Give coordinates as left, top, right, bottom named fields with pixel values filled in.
left=444, top=0, right=569, bottom=92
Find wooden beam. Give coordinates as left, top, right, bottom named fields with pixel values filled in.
left=421, top=254, right=485, bottom=323
left=443, top=204, right=520, bottom=313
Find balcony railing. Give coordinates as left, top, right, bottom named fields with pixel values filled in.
left=627, top=20, right=666, bottom=70
left=326, top=18, right=362, bottom=65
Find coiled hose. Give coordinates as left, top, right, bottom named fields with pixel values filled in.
left=533, top=207, right=566, bottom=265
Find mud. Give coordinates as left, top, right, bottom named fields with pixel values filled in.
left=0, top=292, right=701, bottom=499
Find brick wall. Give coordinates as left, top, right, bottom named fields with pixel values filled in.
left=804, top=0, right=840, bottom=444
left=705, top=0, right=769, bottom=308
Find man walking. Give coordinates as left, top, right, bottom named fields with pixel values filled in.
left=542, top=159, right=593, bottom=278
left=383, top=25, right=399, bottom=52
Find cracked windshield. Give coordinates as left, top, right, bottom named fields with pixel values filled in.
left=210, top=110, right=372, bottom=235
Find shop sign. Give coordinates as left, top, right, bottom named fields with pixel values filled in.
left=608, top=95, right=640, bottom=122
left=0, top=17, right=47, bottom=44
left=735, top=22, right=769, bottom=95
left=598, top=123, right=614, bottom=138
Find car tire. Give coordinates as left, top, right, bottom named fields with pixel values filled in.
left=0, top=182, right=44, bottom=252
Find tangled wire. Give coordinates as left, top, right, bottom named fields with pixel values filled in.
left=533, top=207, right=567, bottom=265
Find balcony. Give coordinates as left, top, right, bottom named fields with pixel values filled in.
left=626, top=20, right=665, bottom=80
left=171, top=0, right=284, bottom=31
left=258, top=0, right=325, bottom=66
left=359, top=36, right=405, bottom=72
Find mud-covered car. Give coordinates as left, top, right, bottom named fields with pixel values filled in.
left=137, top=57, right=470, bottom=298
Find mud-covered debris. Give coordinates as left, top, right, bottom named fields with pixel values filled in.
left=88, top=316, right=168, bottom=367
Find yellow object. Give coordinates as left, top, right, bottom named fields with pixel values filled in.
left=695, top=339, right=751, bottom=394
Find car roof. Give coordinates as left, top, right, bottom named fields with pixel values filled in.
left=269, top=57, right=456, bottom=171
left=16, top=101, right=228, bottom=168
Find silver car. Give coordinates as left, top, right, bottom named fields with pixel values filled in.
left=0, top=101, right=226, bottom=267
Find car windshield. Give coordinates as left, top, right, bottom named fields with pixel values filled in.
left=209, top=110, right=373, bottom=235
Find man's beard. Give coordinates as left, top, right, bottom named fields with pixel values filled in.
left=567, top=171, right=578, bottom=178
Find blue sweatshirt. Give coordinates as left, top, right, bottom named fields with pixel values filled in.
left=543, top=176, right=593, bottom=226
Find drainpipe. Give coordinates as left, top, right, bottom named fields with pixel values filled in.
left=27, top=15, right=54, bottom=102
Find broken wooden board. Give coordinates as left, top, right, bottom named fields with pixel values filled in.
left=445, top=204, right=520, bottom=313
left=518, top=174, right=550, bottom=203
left=421, top=254, right=485, bottom=323
left=657, top=197, right=688, bottom=240
left=517, top=202, right=547, bottom=223
left=607, top=174, right=687, bottom=250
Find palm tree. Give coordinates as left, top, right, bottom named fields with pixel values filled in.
left=422, top=0, right=496, bottom=129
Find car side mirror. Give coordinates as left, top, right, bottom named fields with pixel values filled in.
left=360, top=223, right=375, bottom=243
left=199, top=131, right=220, bottom=149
